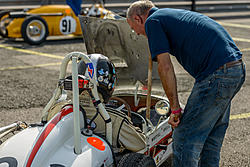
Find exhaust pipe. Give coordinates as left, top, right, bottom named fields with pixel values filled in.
left=0, top=122, right=27, bottom=140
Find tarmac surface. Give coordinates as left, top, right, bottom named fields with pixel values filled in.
left=0, top=16, right=250, bottom=166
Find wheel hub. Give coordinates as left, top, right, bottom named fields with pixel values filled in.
left=26, top=19, right=45, bottom=42
left=28, top=25, right=41, bottom=35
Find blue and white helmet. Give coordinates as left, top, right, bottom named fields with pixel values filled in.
left=78, top=54, right=116, bottom=103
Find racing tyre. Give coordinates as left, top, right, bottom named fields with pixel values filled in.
left=21, top=16, right=48, bottom=45
left=118, top=153, right=156, bottom=167
left=160, top=153, right=173, bottom=167
left=0, top=11, right=10, bottom=37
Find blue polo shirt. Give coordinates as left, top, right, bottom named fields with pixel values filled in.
left=145, top=8, right=242, bottom=81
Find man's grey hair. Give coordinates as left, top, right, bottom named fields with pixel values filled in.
left=127, top=0, right=155, bottom=19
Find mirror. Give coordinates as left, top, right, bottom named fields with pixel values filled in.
left=155, top=100, right=170, bottom=116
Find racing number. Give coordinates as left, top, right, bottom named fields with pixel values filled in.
left=0, top=157, right=18, bottom=167
left=62, top=19, right=71, bottom=33
left=50, top=164, right=66, bottom=167
left=60, top=16, right=76, bottom=35
left=0, top=157, right=68, bottom=167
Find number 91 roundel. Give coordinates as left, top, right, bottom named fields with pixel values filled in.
left=59, top=16, right=76, bottom=35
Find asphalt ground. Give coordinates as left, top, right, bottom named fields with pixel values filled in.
left=0, top=17, right=250, bottom=166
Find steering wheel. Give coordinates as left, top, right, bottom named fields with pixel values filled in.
left=109, top=96, right=131, bottom=118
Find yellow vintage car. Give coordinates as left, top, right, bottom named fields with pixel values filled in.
left=0, top=3, right=121, bottom=45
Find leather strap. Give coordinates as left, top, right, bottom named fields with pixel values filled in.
left=218, top=59, right=242, bottom=70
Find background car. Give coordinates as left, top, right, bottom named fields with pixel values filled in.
left=0, top=2, right=121, bottom=45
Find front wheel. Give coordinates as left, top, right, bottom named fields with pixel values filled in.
left=0, top=11, right=10, bottom=37
left=21, top=16, right=48, bottom=45
left=118, top=153, right=156, bottom=167
left=160, top=153, right=173, bottom=167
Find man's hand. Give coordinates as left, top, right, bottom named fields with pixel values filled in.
left=168, top=112, right=182, bottom=128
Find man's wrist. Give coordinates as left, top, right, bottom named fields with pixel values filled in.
left=171, top=108, right=182, bottom=114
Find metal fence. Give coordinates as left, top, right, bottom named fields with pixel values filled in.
left=0, top=0, right=250, bottom=13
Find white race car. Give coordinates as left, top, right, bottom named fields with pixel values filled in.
left=0, top=16, right=176, bottom=167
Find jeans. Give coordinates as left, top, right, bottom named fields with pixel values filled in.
left=173, top=63, right=246, bottom=167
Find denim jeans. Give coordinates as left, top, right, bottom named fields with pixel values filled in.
left=173, top=62, right=246, bottom=167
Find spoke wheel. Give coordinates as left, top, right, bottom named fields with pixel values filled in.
left=118, top=153, right=156, bottom=167
left=21, top=16, right=48, bottom=45
left=0, top=11, right=10, bottom=37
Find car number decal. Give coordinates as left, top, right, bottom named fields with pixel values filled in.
left=0, top=157, right=18, bottom=167
left=60, top=16, right=76, bottom=35
left=50, top=164, right=66, bottom=167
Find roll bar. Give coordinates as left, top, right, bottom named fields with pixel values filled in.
left=41, top=52, right=112, bottom=154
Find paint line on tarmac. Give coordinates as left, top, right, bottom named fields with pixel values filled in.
left=0, top=44, right=64, bottom=59
left=0, top=62, right=61, bottom=71
left=218, top=21, right=250, bottom=29
left=230, top=112, right=250, bottom=120
left=232, top=37, right=250, bottom=43
left=241, top=48, right=250, bottom=52
left=215, top=21, right=250, bottom=43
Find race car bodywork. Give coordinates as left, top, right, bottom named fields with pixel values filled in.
left=0, top=3, right=120, bottom=45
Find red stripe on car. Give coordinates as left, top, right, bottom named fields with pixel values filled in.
left=26, top=105, right=73, bottom=167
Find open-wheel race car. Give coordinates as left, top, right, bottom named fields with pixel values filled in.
left=0, top=16, right=176, bottom=166
left=0, top=0, right=121, bottom=45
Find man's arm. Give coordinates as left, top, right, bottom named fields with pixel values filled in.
left=156, top=52, right=181, bottom=128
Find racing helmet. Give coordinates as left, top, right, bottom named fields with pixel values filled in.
left=78, top=54, right=116, bottom=103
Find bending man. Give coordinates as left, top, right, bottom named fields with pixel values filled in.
left=126, top=1, right=245, bottom=166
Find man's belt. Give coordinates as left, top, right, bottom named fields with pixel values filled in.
left=218, top=59, right=242, bottom=70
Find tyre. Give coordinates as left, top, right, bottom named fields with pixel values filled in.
left=118, top=153, right=156, bottom=167
left=0, top=11, right=10, bottom=38
left=21, top=16, right=48, bottom=45
left=160, top=153, right=173, bottom=167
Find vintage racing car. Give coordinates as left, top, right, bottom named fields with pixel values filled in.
left=0, top=1, right=121, bottom=45
left=0, top=16, right=177, bottom=166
